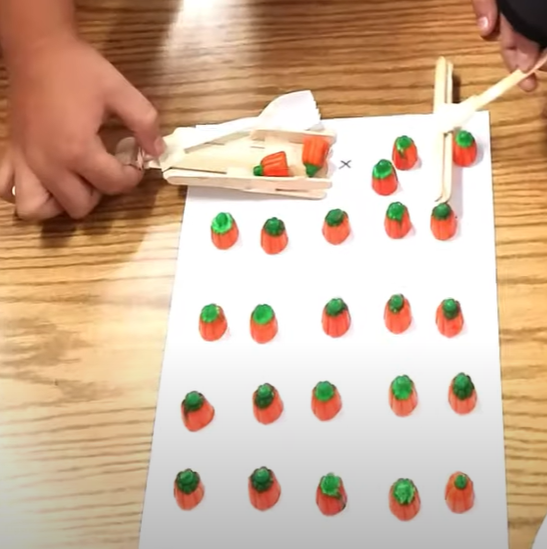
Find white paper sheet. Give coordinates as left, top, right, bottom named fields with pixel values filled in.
left=139, top=111, right=508, bottom=549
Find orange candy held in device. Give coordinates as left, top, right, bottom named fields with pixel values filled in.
left=253, top=151, right=290, bottom=177
left=302, top=135, right=331, bottom=177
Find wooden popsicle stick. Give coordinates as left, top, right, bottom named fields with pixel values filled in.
left=433, top=57, right=454, bottom=203
left=162, top=169, right=331, bottom=191
left=165, top=176, right=326, bottom=199
left=437, top=49, right=547, bottom=133
left=440, top=60, right=454, bottom=203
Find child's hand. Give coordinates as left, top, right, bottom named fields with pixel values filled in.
left=471, top=0, right=541, bottom=91
left=6, top=36, right=165, bottom=219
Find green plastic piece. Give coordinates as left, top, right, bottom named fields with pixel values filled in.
left=314, top=381, right=335, bottom=402
left=391, top=375, right=413, bottom=400
left=325, top=298, right=347, bottom=316
left=395, top=135, right=413, bottom=153
left=432, top=203, right=452, bottom=220
left=392, top=479, right=416, bottom=505
left=319, top=473, right=342, bottom=497
left=442, top=299, right=460, bottom=320
left=325, top=209, right=346, bottom=227
left=305, top=163, right=321, bottom=177
left=454, top=474, right=468, bottom=490
left=255, top=384, right=275, bottom=409
left=388, top=294, right=405, bottom=313
left=386, top=202, right=406, bottom=222
left=250, top=467, right=273, bottom=492
left=452, top=373, right=475, bottom=400
left=252, top=304, right=274, bottom=325
left=455, top=130, right=474, bottom=148
left=200, top=304, right=220, bottom=323
left=183, top=391, right=204, bottom=413
left=211, top=212, right=234, bottom=235
left=373, top=159, right=394, bottom=179
left=175, top=469, right=200, bottom=494
left=263, top=218, right=285, bottom=236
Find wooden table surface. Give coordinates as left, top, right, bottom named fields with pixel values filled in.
left=1, top=0, right=547, bottom=547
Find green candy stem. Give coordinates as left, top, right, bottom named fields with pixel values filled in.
left=252, top=304, right=274, bottom=325
left=452, top=373, right=475, bottom=400
left=200, top=304, right=220, bottom=323
left=395, top=136, right=413, bottom=154
left=326, top=298, right=347, bottom=316
left=253, top=165, right=264, bottom=176
left=255, top=384, right=275, bottom=409
left=455, top=130, right=474, bottom=149
left=392, top=479, right=415, bottom=505
left=442, top=299, right=460, bottom=319
left=263, top=217, right=285, bottom=236
left=325, top=209, right=346, bottom=227
left=314, top=381, right=335, bottom=402
left=391, top=375, right=413, bottom=400
left=211, top=212, right=233, bottom=235
left=373, top=159, right=394, bottom=180
left=320, top=473, right=342, bottom=497
left=183, top=391, right=204, bottom=413
left=305, top=163, right=321, bottom=177
left=454, top=474, right=468, bottom=490
left=386, top=202, right=406, bottom=222
left=251, top=467, right=273, bottom=492
left=388, top=294, right=405, bottom=313
left=175, top=469, right=200, bottom=494
left=432, top=203, right=452, bottom=220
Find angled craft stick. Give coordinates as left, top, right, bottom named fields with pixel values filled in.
left=436, top=50, right=547, bottom=134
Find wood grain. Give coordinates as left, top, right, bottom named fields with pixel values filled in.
left=1, top=0, right=547, bottom=547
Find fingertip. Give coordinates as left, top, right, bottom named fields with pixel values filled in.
left=519, top=75, right=538, bottom=92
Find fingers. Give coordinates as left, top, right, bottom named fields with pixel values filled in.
left=74, top=135, right=144, bottom=195
left=499, top=15, right=539, bottom=91
left=12, top=150, right=64, bottom=221
left=106, top=77, right=165, bottom=158
left=41, top=169, right=102, bottom=220
left=471, top=0, right=499, bottom=37
left=0, top=147, right=15, bottom=204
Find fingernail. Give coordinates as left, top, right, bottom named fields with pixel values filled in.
left=477, top=17, right=489, bottom=32
left=154, top=137, right=166, bottom=157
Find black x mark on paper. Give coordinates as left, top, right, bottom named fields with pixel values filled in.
left=339, top=160, right=352, bottom=169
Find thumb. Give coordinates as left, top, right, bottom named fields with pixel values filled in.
left=107, top=78, right=165, bottom=158
left=471, top=0, right=498, bottom=36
